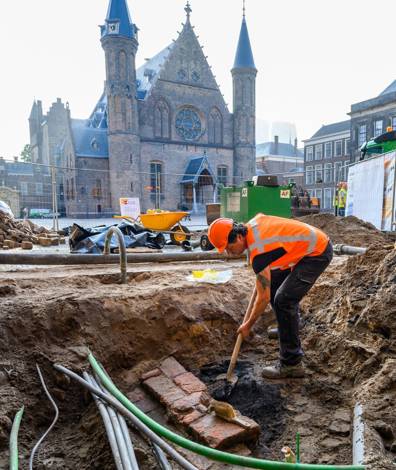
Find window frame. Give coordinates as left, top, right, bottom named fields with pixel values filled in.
left=306, top=146, right=314, bottom=162
left=374, top=119, right=383, bottom=137
left=305, top=165, right=314, bottom=185
left=315, top=164, right=323, bottom=183
left=345, top=138, right=350, bottom=156
left=323, top=188, right=332, bottom=210
left=358, top=124, right=367, bottom=147
left=315, top=144, right=323, bottom=160
left=324, top=163, right=332, bottom=183
left=324, top=142, right=332, bottom=159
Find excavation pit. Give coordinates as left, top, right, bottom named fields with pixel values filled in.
left=0, top=247, right=395, bottom=468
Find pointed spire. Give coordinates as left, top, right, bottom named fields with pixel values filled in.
left=233, top=8, right=256, bottom=69
left=185, top=1, right=192, bottom=23
left=102, top=0, right=136, bottom=39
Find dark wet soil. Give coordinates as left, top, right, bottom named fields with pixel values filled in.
left=200, top=360, right=286, bottom=459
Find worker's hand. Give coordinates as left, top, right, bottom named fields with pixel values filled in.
left=237, top=321, right=252, bottom=339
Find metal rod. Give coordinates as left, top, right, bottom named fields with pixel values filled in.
left=54, top=365, right=197, bottom=470
left=333, top=244, right=367, bottom=256
left=29, top=365, right=60, bottom=470
left=353, top=402, right=365, bottom=465
left=84, top=374, right=124, bottom=470
left=104, top=226, right=127, bottom=284
left=0, top=251, right=243, bottom=266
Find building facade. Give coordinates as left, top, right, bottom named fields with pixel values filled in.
left=28, top=0, right=257, bottom=217
left=256, top=136, right=304, bottom=187
left=0, top=157, right=52, bottom=217
left=349, top=80, right=396, bottom=162
left=303, top=121, right=350, bottom=212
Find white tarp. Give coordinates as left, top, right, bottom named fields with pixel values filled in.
left=346, top=156, right=385, bottom=229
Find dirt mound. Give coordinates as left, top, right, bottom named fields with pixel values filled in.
left=302, top=245, right=396, bottom=469
left=298, top=213, right=391, bottom=247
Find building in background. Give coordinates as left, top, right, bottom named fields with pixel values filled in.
left=350, top=80, right=396, bottom=162
left=28, top=0, right=257, bottom=217
left=0, top=157, right=51, bottom=217
left=256, top=136, right=304, bottom=187
left=303, top=120, right=350, bottom=212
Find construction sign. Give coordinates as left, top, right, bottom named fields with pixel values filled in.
left=119, top=197, right=141, bottom=219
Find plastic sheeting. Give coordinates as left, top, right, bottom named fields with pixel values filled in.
left=69, top=221, right=165, bottom=254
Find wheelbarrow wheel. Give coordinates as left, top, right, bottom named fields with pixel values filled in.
left=170, top=225, right=190, bottom=245
left=200, top=234, right=215, bottom=251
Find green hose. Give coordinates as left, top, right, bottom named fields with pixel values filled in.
left=89, top=354, right=365, bottom=470
left=9, top=406, right=24, bottom=470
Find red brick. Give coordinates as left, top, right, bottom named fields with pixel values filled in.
left=189, top=414, right=259, bottom=449
left=171, top=390, right=210, bottom=415
left=174, top=372, right=207, bottom=394
left=143, top=374, right=186, bottom=406
left=140, top=368, right=161, bottom=381
left=160, top=357, right=186, bottom=379
left=181, top=410, right=203, bottom=425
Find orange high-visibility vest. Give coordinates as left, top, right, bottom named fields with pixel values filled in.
left=246, top=214, right=329, bottom=270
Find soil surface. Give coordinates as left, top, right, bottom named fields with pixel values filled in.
left=0, top=243, right=395, bottom=469
left=298, top=213, right=393, bottom=247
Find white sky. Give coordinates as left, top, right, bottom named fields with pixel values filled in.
left=1, top=0, right=395, bottom=158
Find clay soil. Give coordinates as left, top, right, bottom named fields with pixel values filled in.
left=0, top=243, right=395, bottom=469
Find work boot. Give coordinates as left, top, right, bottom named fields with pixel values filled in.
left=262, top=362, right=305, bottom=379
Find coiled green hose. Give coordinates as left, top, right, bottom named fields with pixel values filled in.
left=9, top=406, right=24, bottom=470
left=89, top=354, right=365, bottom=470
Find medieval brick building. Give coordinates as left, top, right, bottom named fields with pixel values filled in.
left=29, top=0, right=257, bottom=216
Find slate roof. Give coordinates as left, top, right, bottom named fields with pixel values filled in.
left=71, top=120, right=109, bottom=158
left=181, top=155, right=215, bottom=184
left=256, top=142, right=303, bottom=158
left=101, top=0, right=136, bottom=39
left=309, top=120, right=350, bottom=139
left=233, top=18, right=256, bottom=69
left=136, top=44, right=175, bottom=99
left=380, top=80, right=396, bottom=96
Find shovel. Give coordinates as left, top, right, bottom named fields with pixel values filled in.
left=213, top=287, right=257, bottom=401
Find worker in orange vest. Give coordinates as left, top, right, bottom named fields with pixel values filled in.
left=208, top=214, right=333, bottom=378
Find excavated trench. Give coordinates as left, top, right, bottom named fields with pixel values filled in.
left=0, top=249, right=395, bottom=469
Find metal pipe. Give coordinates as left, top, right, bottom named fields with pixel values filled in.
left=9, top=406, right=24, bottom=470
left=92, top=374, right=139, bottom=470
left=90, top=354, right=365, bottom=470
left=104, top=226, right=127, bottom=284
left=29, top=365, right=60, bottom=470
left=0, top=251, right=243, bottom=266
left=333, top=244, right=367, bottom=256
left=54, top=365, right=198, bottom=470
left=353, top=403, right=365, bottom=465
left=153, top=443, right=173, bottom=470
left=119, top=416, right=140, bottom=470
left=84, top=374, right=124, bottom=470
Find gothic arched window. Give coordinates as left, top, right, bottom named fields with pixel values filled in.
left=154, top=99, right=170, bottom=139
left=119, top=51, right=127, bottom=81
left=208, top=108, right=223, bottom=145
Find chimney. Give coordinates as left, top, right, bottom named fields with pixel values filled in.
left=274, top=135, right=279, bottom=155
left=294, top=138, right=298, bottom=156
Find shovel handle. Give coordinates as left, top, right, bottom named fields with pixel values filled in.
left=226, top=287, right=257, bottom=381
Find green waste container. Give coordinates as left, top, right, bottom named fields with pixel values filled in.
left=220, top=182, right=292, bottom=222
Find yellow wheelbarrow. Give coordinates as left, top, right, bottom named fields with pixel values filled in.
left=115, top=211, right=191, bottom=246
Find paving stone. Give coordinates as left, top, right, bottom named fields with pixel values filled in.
left=160, top=356, right=187, bottom=379
left=189, top=414, right=259, bottom=449
left=174, top=372, right=207, bottom=394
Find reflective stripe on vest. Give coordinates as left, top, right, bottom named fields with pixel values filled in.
left=247, top=215, right=323, bottom=270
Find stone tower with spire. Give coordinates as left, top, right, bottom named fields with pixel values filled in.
left=232, top=6, right=257, bottom=184
left=101, top=0, right=142, bottom=210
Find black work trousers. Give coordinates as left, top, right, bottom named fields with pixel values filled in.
left=270, top=242, right=333, bottom=366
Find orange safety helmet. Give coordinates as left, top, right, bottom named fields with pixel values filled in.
left=207, top=218, right=234, bottom=253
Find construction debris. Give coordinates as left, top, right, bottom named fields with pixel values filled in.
left=0, top=211, right=59, bottom=249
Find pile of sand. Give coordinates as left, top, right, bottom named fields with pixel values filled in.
left=298, top=213, right=391, bottom=247
left=302, top=244, right=396, bottom=469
